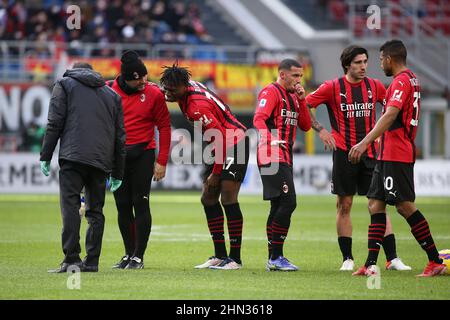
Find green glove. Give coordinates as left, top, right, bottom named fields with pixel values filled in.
left=109, top=177, right=122, bottom=193
left=40, top=161, right=50, bottom=176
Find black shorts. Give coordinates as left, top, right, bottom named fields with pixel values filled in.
left=332, top=148, right=376, bottom=196
left=202, top=137, right=249, bottom=183
left=366, top=161, right=415, bottom=205
left=259, top=163, right=296, bottom=200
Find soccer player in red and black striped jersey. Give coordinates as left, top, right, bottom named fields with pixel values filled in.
left=110, top=51, right=171, bottom=270
left=306, top=45, right=410, bottom=272
left=254, top=59, right=312, bottom=271
left=160, top=63, right=248, bottom=270
left=349, top=40, right=447, bottom=277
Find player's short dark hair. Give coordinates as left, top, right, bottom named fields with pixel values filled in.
left=160, top=62, right=191, bottom=88
left=380, top=39, right=407, bottom=64
left=72, top=62, right=93, bottom=69
left=278, top=59, right=302, bottom=71
left=340, top=45, right=368, bottom=74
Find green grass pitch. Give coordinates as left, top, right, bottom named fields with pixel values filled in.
left=0, top=193, right=448, bottom=300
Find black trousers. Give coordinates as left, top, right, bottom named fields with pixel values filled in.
left=59, top=160, right=108, bottom=266
left=113, top=148, right=155, bottom=259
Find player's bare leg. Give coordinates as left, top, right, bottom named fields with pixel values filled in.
left=336, top=195, right=353, bottom=238
left=384, top=215, right=393, bottom=235
left=336, top=195, right=354, bottom=270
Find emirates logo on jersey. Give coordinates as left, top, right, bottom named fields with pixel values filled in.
left=340, top=102, right=374, bottom=112
left=281, top=109, right=298, bottom=125
left=140, top=94, right=145, bottom=102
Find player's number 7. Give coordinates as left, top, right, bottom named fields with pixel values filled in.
left=224, top=157, right=234, bottom=170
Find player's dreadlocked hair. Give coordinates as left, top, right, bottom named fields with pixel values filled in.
left=160, top=62, right=191, bottom=88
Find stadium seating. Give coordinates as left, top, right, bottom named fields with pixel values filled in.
left=0, top=1, right=211, bottom=49
left=359, top=0, right=450, bottom=38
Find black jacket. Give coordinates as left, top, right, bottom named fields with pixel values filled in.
left=40, top=68, right=126, bottom=179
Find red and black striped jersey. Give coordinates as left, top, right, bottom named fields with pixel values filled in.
left=378, top=69, right=420, bottom=163
left=253, top=82, right=312, bottom=167
left=306, top=76, right=386, bottom=158
left=178, top=80, right=247, bottom=174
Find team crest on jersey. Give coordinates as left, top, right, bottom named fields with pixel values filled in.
left=259, top=99, right=267, bottom=107
left=282, top=182, right=289, bottom=194
left=140, top=94, right=146, bottom=102
left=367, top=89, right=373, bottom=99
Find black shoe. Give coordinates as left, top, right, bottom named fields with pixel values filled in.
left=48, top=262, right=82, bottom=273
left=112, top=255, right=130, bottom=269
left=81, top=262, right=98, bottom=272
left=124, top=256, right=144, bottom=269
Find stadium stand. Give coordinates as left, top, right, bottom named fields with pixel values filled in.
left=0, top=0, right=213, bottom=46
left=347, top=0, right=450, bottom=38
left=0, top=0, right=448, bottom=159
left=281, top=0, right=347, bottom=30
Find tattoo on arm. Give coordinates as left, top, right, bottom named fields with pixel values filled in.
left=307, top=104, right=324, bottom=132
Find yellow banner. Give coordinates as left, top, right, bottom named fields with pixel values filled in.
left=75, top=58, right=313, bottom=108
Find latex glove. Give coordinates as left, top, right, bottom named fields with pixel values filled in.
left=109, top=177, right=122, bottom=192
left=40, top=161, right=50, bottom=176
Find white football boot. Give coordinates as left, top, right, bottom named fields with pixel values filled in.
left=386, top=257, right=412, bottom=271
left=340, top=258, right=355, bottom=271
left=209, top=258, right=242, bottom=270
left=194, top=256, right=224, bottom=269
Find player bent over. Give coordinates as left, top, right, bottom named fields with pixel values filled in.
left=161, top=64, right=249, bottom=270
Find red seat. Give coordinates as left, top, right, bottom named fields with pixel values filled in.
left=425, top=3, right=438, bottom=17
left=421, top=16, right=439, bottom=36
left=441, top=18, right=450, bottom=36
left=328, top=0, right=347, bottom=23
left=352, top=15, right=365, bottom=38
left=402, top=16, right=414, bottom=36
left=390, top=16, right=401, bottom=36
left=391, top=0, right=402, bottom=18
left=443, top=5, right=450, bottom=17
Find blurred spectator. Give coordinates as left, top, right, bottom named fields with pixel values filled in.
left=0, top=2, right=7, bottom=38
left=4, top=0, right=27, bottom=40
left=20, top=120, right=45, bottom=152
left=1, top=0, right=211, bottom=54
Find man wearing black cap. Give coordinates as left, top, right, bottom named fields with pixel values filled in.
left=108, top=51, right=171, bottom=269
